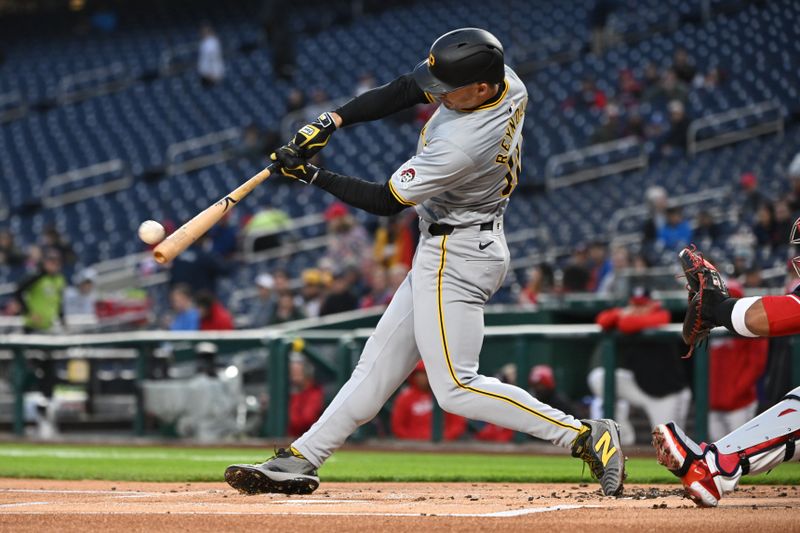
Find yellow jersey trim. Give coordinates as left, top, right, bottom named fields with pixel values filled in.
left=388, top=180, right=416, bottom=206
left=436, top=235, right=580, bottom=432
left=471, top=79, right=510, bottom=112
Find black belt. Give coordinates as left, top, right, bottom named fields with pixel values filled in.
left=428, top=221, right=494, bottom=236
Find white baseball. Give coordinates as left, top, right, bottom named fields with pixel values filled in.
left=138, top=220, right=166, bottom=245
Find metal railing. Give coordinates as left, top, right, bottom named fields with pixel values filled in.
left=545, top=136, right=648, bottom=189
left=42, top=159, right=132, bottom=208
left=158, top=43, right=198, bottom=77
left=607, top=186, right=731, bottom=236
left=165, top=127, right=241, bottom=175
left=56, top=63, right=132, bottom=105
left=688, top=100, right=784, bottom=155
left=0, top=90, right=27, bottom=123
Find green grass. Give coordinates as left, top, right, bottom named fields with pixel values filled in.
left=0, top=443, right=798, bottom=484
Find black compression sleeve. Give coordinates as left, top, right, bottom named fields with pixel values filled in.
left=712, top=297, right=738, bottom=333
left=334, top=73, right=430, bottom=126
left=310, top=169, right=408, bottom=216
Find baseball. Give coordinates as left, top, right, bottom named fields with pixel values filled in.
left=138, top=220, right=166, bottom=245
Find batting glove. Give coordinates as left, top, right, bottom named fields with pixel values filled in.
left=270, top=143, right=320, bottom=184
left=292, top=112, right=337, bottom=158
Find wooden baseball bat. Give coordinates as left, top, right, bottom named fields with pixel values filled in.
left=153, top=164, right=275, bottom=264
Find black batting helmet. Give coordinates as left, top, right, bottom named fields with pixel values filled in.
left=413, top=28, right=505, bottom=95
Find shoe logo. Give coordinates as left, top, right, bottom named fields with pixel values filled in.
left=594, top=431, right=617, bottom=465
left=479, top=241, right=494, bottom=250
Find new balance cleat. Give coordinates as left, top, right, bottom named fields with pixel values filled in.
left=571, top=418, right=626, bottom=496
left=225, top=447, right=320, bottom=495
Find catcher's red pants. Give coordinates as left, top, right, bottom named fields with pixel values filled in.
left=761, top=295, right=800, bottom=336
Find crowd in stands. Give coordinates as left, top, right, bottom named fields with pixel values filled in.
left=576, top=47, right=725, bottom=157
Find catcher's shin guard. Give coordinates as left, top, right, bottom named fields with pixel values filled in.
left=655, top=388, right=800, bottom=507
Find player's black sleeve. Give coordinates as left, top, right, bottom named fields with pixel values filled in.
left=310, top=169, right=408, bottom=216
left=334, top=73, right=431, bottom=126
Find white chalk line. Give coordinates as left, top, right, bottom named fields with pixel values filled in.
left=0, top=501, right=52, bottom=509
left=0, top=448, right=248, bottom=462
left=0, top=504, right=594, bottom=518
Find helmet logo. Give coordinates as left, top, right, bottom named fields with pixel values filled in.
left=428, top=53, right=435, bottom=66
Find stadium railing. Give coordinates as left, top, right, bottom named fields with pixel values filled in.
left=5, top=323, right=793, bottom=443
left=41, top=159, right=133, bottom=209
left=544, top=136, right=648, bottom=190
left=687, top=100, right=784, bottom=155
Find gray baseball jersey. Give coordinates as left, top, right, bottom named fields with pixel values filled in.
left=293, top=65, right=583, bottom=467
left=388, top=66, right=525, bottom=226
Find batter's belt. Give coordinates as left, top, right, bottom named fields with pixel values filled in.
left=427, top=220, right=496, bottom=236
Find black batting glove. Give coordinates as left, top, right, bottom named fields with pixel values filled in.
left=270, top=143, right=320, bottom=183
left=292, top=112, right=337, bottom=158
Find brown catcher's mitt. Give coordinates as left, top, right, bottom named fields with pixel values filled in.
left=678, top=246, right=730, bottom=356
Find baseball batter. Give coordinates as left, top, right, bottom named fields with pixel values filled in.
left=226, top=28, right=625, bottom=497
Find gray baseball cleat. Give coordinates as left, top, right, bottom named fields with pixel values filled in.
left=225, top=447, right=319, bottom=495
left=570, top=418, right=626, bottom=496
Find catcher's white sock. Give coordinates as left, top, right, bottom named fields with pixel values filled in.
left=731, top=297, right=760, bottom=337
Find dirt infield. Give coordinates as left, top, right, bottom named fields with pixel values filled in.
left=1, top=479, right=798, bottom=532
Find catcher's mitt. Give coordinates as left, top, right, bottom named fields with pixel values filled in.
left=678, top=246, right=729, bottom=356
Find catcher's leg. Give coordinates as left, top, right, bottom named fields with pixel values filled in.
left=653, top=386, right=800, bottom=507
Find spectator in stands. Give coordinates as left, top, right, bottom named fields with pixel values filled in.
left=590, top=103, right=624, bottom=145
left=693, top=66, right=725, bottom=90
left=752, top=203, right=775, bottom=248
left=0, top=229, right=25, bottom=267
left=239, top=123, right=274, bottom=165
left=597, top=245, right=631, bottom=298
left=196, top=290, right=234, bottom=331
left=644, top=69, right=687, bottom=105
left=743, top=265, right=763, bottom=289
left=642, top=185, right=668, bottom=247
left=731, top=247, right=754, bottom=279
left=624, top=108, right=646, bottom=140
left=739, top=172, right=772, bottom=223
left=588, top=0, right=618, bottom=55
left=786, top=153, right=800, bottom=213
left=657, top=206, right=693, bottom=251
left=197, top=24, right=224, bottom=87
left=41, top=224, right=75, bottom=265
left=562, top=245, right=592, bottom=292
left=208, top=213, right=238, bottom=258
left=299, top=268, right=329, bottom=319
left=707, top=281, right=769, bottom=441
left=288, top=353, right=324, bottom=437
left=618, top=68, right=642, bottom=109
left=319, top=269, right=359, bottom=316
left=391, top=361, right=467, bottom=441
left=589, top=287, right=691, bottom=444
left=772, top=200, right=793, bottom=250
left=285, top=88, right=306, bottom=113
left=564, top=77, right=607, bottom=111
left=642, top=62, right=660, bottom=92
left=530, top=364, right=584, bottom=418
left=169, top=234, right=230, bottom=294
left=272, top=291, right=305, bottom=324
left=518, top=263, right=555, bottom=307
left=244, top=207, right=291, bottom=251
left=323, top=202, right=371, bottom=269
left=475, top=364, right=517, bottom=443
left=354, top=72, right=376, bottom=96
left=693, top=211, right=723, bottom=248
left=168, top=284, right=200, bottom=331
left=588, top=241, right=610, bottom=291
left=248, top=273, right=277, bottom=327
left=360, top=267, right=392, bottom=308
left=14, top=249, right=65, bottom=333
left=671, top=47, right=696, bottom=84
left=387, top=263, right=409, bottom=296
left=63, top=268, right=98, bottom=325
left=661, top=100, right=690, bottom=156
left=373, top=211, right=417, bottom=269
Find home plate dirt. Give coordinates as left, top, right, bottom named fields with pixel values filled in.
left=0, top=479, right=797, bottom=532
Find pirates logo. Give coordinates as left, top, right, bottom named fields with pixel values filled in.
left=428, top=53, right=435, bottom=66
left=399, top=168, right=416, bottom=183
